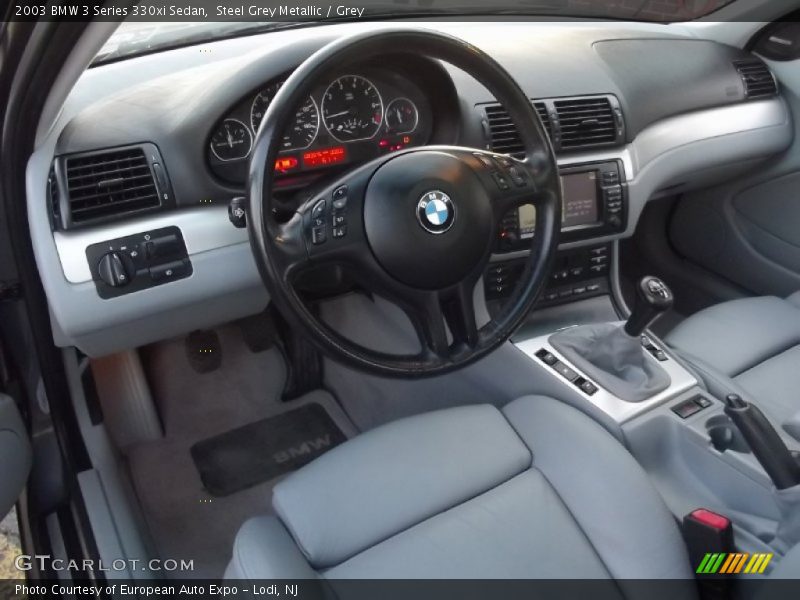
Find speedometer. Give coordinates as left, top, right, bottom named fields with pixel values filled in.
left=322, top=75, right=383, bottom=143
left=250, top=82, right=320, bottom=151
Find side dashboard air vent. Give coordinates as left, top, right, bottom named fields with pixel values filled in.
left=55, top=144, right=172, bottom=228
left=734, top=59, right=778, bottom=99
left=48, top=168, right=60, bottom=225
left=483, top=102, right=551, bottom=158
left=554, top=96, right=618, bottom=150
left=482, top=94, right=624, bottom=156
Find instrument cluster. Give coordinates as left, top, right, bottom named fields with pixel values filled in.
left=207, top=68, right=433, bottom=186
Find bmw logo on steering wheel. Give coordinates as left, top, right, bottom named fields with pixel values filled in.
left=416, top=190, right=455, bottom=234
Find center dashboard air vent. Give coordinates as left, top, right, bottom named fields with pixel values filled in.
left=481, top=94, right=625, bottom=157
left=734, top=58, right=779, bottom=99
left=53, top=143, right=173, bottom=229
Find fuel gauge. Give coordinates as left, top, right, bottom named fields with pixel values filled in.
left=385, top=98, right=419, bottom=134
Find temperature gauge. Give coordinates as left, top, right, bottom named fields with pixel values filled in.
left=385, top=98, right=419, bottom=134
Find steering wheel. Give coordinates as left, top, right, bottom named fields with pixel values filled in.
left=247, top=28, right=561, bottom=378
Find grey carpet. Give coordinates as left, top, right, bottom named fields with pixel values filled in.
left=126, top=326, right=356, bottom=579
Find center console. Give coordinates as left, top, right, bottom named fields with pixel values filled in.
left=494, top=159, right=627, bottom=253
left=486, top=159, right=627, bottom=309
left=510, top=272, right=800, bottom=570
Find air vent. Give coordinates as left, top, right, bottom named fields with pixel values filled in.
left=483, top=102, right=551, bottom=158
left=554, top=96, right=617, bottom=150
left=48, top=168, right=60, bottom=225
left=482, top=95, right=623, bottom=156
left=63, top=146, right=161, bottom=225
left=734, top=59, right=778, bottom=99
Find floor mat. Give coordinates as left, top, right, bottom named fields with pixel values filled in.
left=191, top=403, right=346, bottom=496
left=128, top=326, right=356, bottom=578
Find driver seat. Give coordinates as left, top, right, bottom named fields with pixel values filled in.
left=226, top=396, right=696, bottom=591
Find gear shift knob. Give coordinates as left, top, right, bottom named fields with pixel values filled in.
left=624, top=276, right=673, bottom=337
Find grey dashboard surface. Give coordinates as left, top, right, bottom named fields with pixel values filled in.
left=593, top=38, right=752, bottom=136
left=31, top=20, right=794, bottom=356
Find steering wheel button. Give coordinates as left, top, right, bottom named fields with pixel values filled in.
left=473, top=153, right=495, bottom=169
left=492, top=172, right=511, bottom=191
left=332, top=225, right=347, bottom=239
left=312, top=226, right=327, bottom=245
left=333, top=212, right=346, bottom=226
left=508, top=166, right=527, bottom=187
left=494, top=155, right=514, bottom=169
left=312, top=199, right=326, bottom=219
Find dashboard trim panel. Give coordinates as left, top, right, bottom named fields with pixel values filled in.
left=54, top=206, right=247, bottom=284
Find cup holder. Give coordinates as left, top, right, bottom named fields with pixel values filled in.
left=706, top=414, right=752, bottom=454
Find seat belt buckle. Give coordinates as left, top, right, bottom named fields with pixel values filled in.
left=683, top=509, right=735, bottom=599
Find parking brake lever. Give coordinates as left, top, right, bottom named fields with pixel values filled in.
left=724, top=394, right=800, bottom=490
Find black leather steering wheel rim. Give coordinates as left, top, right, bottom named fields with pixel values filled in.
left=248, top=28, right=561, bottom=378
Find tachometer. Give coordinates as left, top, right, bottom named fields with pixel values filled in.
left=250, top=82, right=320, bottom=151
left=385, top=98, right=419, bottom=134
left=322, top=75, right=383, bottom=142
left=209, top=119, right=252, bottom=162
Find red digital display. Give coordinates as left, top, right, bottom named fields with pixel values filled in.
left=302, top=146, right=347, bottom=167
left=274, top=156, right=299, bottom=172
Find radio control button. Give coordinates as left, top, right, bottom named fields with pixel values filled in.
left=552, top=270, right=569, bottom=281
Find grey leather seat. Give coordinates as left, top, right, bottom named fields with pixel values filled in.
left=666, top=292, right=800, bottom=442
left=226, top=395, right=696, bottom=591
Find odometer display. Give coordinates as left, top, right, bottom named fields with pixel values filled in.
left=322, top=75, right=383, bottom=143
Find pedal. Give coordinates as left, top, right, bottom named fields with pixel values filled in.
left=185, top=330, right=222, bottom=374
left=270, top=306, right=323, bottom=401
left=236, top=310, right=278, bottom=354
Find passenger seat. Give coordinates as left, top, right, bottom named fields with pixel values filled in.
left=665, top=292, right=800, bottom=443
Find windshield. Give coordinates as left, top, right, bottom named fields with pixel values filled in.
left=94, top=0, right=738, bottom=65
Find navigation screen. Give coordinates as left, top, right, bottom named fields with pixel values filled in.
left=518, top=170, right=600, bottom=238
left=561, top=171, right=599, bottom=228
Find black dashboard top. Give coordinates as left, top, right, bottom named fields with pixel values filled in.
left=52, top=22, right=765, bottom=226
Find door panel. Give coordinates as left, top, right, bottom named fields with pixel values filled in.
left=0, top=393, right=31, bottom=519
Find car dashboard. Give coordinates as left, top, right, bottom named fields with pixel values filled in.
left=28, top=21, right=793, bottom=356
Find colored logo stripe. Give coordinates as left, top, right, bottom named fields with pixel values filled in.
left=697, top=553, right=773, bottom=574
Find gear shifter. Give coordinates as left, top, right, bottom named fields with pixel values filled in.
left=625, top=276, right=674, bottom=337
left=549, top=276, right=673, bottom=403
